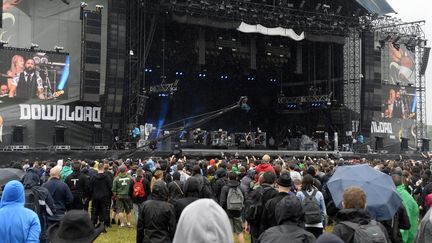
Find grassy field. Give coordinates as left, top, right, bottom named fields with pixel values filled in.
left=95, top=211, right=251, bottom=243
left=95, top=221, right=251, bottom=243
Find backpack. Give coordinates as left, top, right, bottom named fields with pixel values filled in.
left=133, top=177, right=145, bottom=198
left=227, top=187, right=244, bottom=211
left=244, top=187, right=272, bottom=224
left=301, top=190, right=322, bottom=224
left=24, top=188, right=41, bottom=215
left=340, top=220, right=390, bottom=243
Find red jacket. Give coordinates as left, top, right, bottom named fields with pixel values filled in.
left=255, top=163, right=275, bottom=181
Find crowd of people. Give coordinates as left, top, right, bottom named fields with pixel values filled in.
left=0, top=154, right=432, bottom=243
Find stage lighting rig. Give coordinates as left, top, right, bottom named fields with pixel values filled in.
left=95, top=5, right=104, bottom=11
left=30, top=43, right=39, bottom=50
left=54, top=46, right=64, bottom=52
left=0, top=40, right=9, bottom=47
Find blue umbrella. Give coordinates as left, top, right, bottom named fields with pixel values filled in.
left=327, top=164, right=402, bottom=221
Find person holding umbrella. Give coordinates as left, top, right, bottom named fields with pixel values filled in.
left=332, top=187, right=390, bottom=243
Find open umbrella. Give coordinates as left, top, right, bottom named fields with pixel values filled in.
left=327, top=164, right=402, bottom=221
left=0, top=168, right=25, bottom=188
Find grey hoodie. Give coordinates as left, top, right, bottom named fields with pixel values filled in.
left=173, top=199, right=234, bottom=243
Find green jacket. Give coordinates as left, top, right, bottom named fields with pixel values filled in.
left=397, top=184, right=419, bottom=243
left=112, top=173, right=133, bottom=196
left=60, top=166, right=73, bottom=182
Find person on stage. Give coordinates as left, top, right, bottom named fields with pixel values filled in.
left=10, top=58, right=45, bottom=99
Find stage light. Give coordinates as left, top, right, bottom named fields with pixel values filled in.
left=95, top=5, right=104, bottom=11
left=29, top=43, right=39, bottom=50
left=0, top=40, right=8, bottom=47
left=54, top=46, right=64, bottom=52
left=129, top=50, right=134, bottom=56
left=80, top=2, right=88, bottom=8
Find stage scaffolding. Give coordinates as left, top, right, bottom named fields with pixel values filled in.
left=371, top=17, right=427, bottom=147
left=343, top=30, right=362, bottom=125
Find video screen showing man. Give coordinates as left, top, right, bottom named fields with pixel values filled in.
left=1, top=49, right=69, bottom=102
left=9, top=58, right=45, bottom=99
left=383, top=86, right=416, bottom=120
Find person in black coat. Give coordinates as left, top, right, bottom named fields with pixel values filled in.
left=260, top=172, right=294, bottom=234
left=173, top=176, right=201, bottom=221
left=212, top=168, right=228, bottom=202
left=136, top=180, right=176, bottom=243
left=65, top=161, right=89, bottom=210
left=42, top=165, right=73, bottom=228
left=332, top=187, right=390, bottom=243
left=258, top=194, right=316, bottom=243
left=167, top=171, right=184, bottom=204
left=89, top=163, right=113, bottom=228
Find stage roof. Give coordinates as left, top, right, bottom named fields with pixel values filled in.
left=355, top=0, right=395, bottom=15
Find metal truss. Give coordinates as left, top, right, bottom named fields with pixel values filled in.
left=145, top=0, right=363, bottom=36
left=277, top=94, right=331, bottom=105
left=416, top=45, right=427, bottom=145
left=343, top=30, right=361, bottom=119
left=149, top=79, right=179, bottom=94
left=371, top=16, right=427, bottom=147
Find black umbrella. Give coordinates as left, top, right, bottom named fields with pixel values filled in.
left=0, top=168, right=25, bottom=187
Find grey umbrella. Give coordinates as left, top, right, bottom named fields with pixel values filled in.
left=0, top=168, right=25, bottom=188
left=327, top=164, right=402, bottom=221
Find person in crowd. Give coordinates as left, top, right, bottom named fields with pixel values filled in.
left=255, top=154, right=276, bottom=181
left=332, top=187, right=390, bottom=243
left=247, top=171, right=278, bottom=243
left=48, top=210, right=104, bottom=243
left=261, top=171, right=294, bottom=233
left=316, top=233, right=344, bottom=243
left=173, top=175, right=201, bottom=221
left=60, top=161, right=73, bottom=182
left=22, top=169, right=55, bottom=243
left=112, top=165, right=133, bottom=227
left=0, top=180, right=41, bottom=243
left=288, top=162, right=302, bottom=182
left=393, top=172, right=419, bottom=243
left=220, top=171, right=246, bottom=243
left=89, top=163, right=113, bottom=228
left=212, top=166, right=228, bottom=203
left=191, top=164, right=213, bottom=198
left=136, top=180, right=176, bottom=243
left=65, top=161, right=89, bottom=210
left=240, top=169, right=255, bottom=198
left=130, top=168, right=150, bottom=224
left=296, top=174, right=327, bottom=238
left=177, top=163, right=190, bottom=182
left=173, top=198, right=233, bottom=243
left=168, top=171, right=184, bottom=203
left=258, top=195, right=316, bottom=243
left=42, top=165, right=73, bottom=228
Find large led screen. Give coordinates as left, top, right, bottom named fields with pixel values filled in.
left=0, top=47, right=70, bottom=103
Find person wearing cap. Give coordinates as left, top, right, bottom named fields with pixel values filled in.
left=48, top=209, right=104, bottom=243
left=255, top=154, right=275, bottom=182
left=260, top=171, right=295, bottom=234
left=258, top=195, right=316, bottom=243
left=0, top=180, right=41, bottom=243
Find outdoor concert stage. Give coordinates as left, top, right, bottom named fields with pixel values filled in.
left=0, top=0, right=428, bottom=157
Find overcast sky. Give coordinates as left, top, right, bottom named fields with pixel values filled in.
left=385, top=0, right=432, bottom=125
